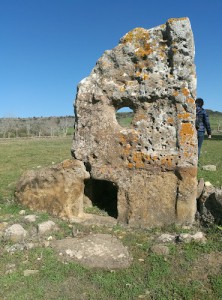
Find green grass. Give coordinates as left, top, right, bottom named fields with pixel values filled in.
left=207, top=110, right=222, bottom=133
left=0, top=136, right=73, bottom=199
left=0, top=134, right=222, bottom=299
left=198, top=135, right=222, bottom=186
left=0, top=220, right=222, bottom=299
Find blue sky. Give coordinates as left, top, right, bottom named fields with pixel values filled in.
left=1, top=0, right=222, bottom=117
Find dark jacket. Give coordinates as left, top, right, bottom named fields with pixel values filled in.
left=196, top=106, right=211, bottom=135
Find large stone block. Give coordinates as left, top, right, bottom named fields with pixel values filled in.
left=72, top=18, right=198, bottom=227
left=15, top=159, right=90, bottom=219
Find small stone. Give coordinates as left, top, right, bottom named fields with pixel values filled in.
left=26, top=242, right=36, bottom=249
left=202, top=165, right=217, bottom=171
left=5, top=243, right=26, bottom=253
left=19, top=210, right=26, bottom=215
left=150, top=244, right=170, bottom=255
left=179, top=233, right=192, bottom=243
left=23, top=269, right=39, bottom=276
left=43, top=241, right=50, bottom=247
left=24, top=215, right=37, bottom=223
left=138, top=258, right=144, bottom=262
left=192, top=231, right=206, bottom=242
left=205, top=181, right=212, bottom=187
left=5, top=263, right=16, bottom=274
left=37, top=221, right=57, bottom=235
left=157, top=233, right=175, bottom=243
left=0, top=222, right=8, bottom=231
left=4, top=224, right=27, bottom=243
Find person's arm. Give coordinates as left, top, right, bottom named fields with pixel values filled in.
left=203, top=110, right=212, bottom=138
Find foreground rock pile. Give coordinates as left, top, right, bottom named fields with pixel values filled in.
left=1, top=209, right=210, bottom=270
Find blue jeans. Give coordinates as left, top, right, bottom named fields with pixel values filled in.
left=197, top=131, right=205, bottom=158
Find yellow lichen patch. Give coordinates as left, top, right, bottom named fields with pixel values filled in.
left=183, top=150, right=192, bottom=158
left=135, top=42, right=153, bottom=58
left=132, top=152, right=145, bottom=168
left=179, top=123, right=194, bottom=145
left=119, top=86, right=125, bottom=92
left=186, top=97, right=195, bottom=104
left=182, top=88, right=190, bottom=97
left=160, top=157, right=173, bottom=167
left=167, top=117, right=174, bottom=124
left=62, top=159, right=74, bottom=169
left=177, top=113, right=190, bottom=119
left=168, top=17, right=188, bottom=23
left=152, top=155, right=158, bottom=161
left=122, top=28, right=150, bottom=44
left=135, top=71, right=141, bottom=77
left=173, top=90, right=179, bottom=97
left=133, top=113, right=147, bottom=122
left=143, top=73, right=149, bottom=80
left=126, top=81, right=135, bottom=86
left=122, top=144, right=131, bottom=156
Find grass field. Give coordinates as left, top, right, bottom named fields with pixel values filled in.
left=0, top=136, right=222, bottom=299
left=0, top=137, right=73, bottom=199
left=198, top=135, right=222, bottom=187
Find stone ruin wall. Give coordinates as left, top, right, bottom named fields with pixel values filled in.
left=72, top=18, right=198, bottom=227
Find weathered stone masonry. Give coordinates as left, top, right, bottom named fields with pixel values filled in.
left=72, top=18, right=198, bottom=227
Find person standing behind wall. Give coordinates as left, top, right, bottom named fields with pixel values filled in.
left=195, top=98, right=212, bottom=159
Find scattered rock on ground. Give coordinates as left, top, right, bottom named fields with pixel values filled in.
left=4, top=224, right=27, bottom=243
left=157, top=231, right=206, bottom=244
left=23, top=269, right=39, bottom=276
left=24, top=214, right=37, bottom=223
left=37, top=220, right=57, bottom=235
left=202, top=165, right=217, bottom=171
left=197, top=184, right=222, bottom=225
left=157, top=233, right=175, bottom=243
left=51, top=233, right=132, bottom=269
left=150, top=244, right=170, bottom=255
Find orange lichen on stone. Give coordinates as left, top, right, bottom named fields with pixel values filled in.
left=178, top=113, right=190, bottom=119
left=143, top=73, right=149, bottom=80
left=135, top=42, right=153, bottom=58
left=183, top=150, right=192, bottom=158
left=167, top=117, right=174, bottom=124
left=182, top=88, right=190, bottom=97
left=179, top=123, right=194, bottom=144
left=62, top=159, right=75, bottom=169
left=160, top=157, right=173, bottom=167
left=186, top=97, right=195, bottom=104
left=127, top=162, right=134, bottom=168
left=132, top=152, right=145, bottom=168
left=173, top=90, right=179, bottom=97
left=168, top=17, right=188, bottom=23
left=122, top=28, right=149, bottom=44
left=134, top=113, right=147, bottom=122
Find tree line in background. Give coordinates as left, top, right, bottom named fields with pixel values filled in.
left=0, top=116, right=75, bottom=138
left=0, top=110, right=221, bottom=139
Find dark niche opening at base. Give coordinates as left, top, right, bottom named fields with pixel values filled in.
left=84, top=179, right=118, bottom=219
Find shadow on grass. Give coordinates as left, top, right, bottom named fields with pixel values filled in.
left=210, top=134, right=222, bottom=141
